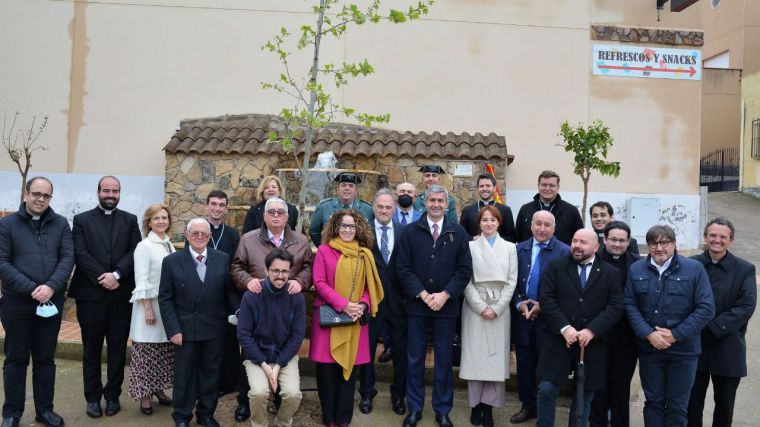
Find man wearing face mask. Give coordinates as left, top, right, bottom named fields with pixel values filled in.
left=394, top=182, right=422, bottom=225
left=0, top=177, right=75, bottom=427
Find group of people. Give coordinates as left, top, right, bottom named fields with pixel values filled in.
left=0, top=166, right=755, bottom=427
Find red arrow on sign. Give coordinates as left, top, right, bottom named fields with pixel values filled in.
left=598, top=64, right=697, bottom=77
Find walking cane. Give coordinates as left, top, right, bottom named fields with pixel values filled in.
left=574, top=344, right=586, bottom=426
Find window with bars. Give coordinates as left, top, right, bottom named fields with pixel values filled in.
left=753, top=118, right=760, bottom=159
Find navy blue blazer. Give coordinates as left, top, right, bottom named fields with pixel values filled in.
left=370, top=220, right=405, bottom=316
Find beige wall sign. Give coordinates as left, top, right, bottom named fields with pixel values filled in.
left=593, top=44, right=701, bottom=80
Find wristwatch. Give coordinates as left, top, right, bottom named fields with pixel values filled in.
left=112, top=271, right=121, bottom=281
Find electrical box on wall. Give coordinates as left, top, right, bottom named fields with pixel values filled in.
left=627, top=197, right=660, bottom=240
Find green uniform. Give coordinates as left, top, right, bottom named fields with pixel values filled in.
left=309, top=197, right=374, bottom=246
left=413, top=191, right=458, bottom=223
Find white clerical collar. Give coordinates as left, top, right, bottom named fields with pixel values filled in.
left=99, top=205, right=115, bottom=215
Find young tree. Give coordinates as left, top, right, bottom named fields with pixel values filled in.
left=558, top=120, right=620, bottom=226
left=262, top=0, right=433, bottom=231
left=2, top=112, right=49, bottom=203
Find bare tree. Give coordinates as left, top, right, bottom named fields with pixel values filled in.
left=2, top=112, right=49, bottom=203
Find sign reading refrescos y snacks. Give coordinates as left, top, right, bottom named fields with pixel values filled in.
left=593, top=44, right=701, bottom=80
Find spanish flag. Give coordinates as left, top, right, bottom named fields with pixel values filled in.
left=484, top=163, right=503, bottom=204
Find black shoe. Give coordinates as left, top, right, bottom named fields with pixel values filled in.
left=153, top=391, right=172, bottom=406
left=378, top=346, right=393, bottom=363
left=359, top=390, right=377, bottom=414
left=435, top=413, right=454, bottom=427
left=1, top=418, right=20, bottom=427
left=392, top=397, right=406, bottom=415
left=175, top=422, right=189, bottom=427
left=482, top=405, right=493, bottom=427
left=234, top=397, right=250, bottom=422
left=196, top=417, right=220, bottom=427
left=273, top=390, right=282, bottom=410
left=403, top=411, right=423, bottom=427
left=470, top=403, right=482, bottom=426
left=509, top=407, right=537, bottom=424
left=34, top=411, right=64, bottom=427
left=86, top=401, right=102, bottom=418
left=105, top=400, right=120, bottom=416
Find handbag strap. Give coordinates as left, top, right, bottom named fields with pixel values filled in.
left=346, top=258, right=359, bottom=302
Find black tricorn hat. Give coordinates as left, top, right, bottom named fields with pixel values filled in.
left=419, top=165, right=445, bottom=174
left=333, top=172, right=362, bottom=184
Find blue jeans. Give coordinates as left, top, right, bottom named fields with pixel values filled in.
left=638, top=351, right=698, bottom=427
left=537, top=380, right=594, bottom=427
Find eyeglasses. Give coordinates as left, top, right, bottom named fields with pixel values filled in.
left=339, top=223, right=357, bottom=230
left=268, top=268, right=290, bottom=276
left=28, top=191, right=53, bottom=201
left=648, top=240, right=673, bottom=249
left=266, top=209, right=287, bottom=217
left=189, top=231, right=210, bottom=238
left=606, top=237, right=629, bottom=244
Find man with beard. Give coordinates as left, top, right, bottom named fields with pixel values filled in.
left=536, top=228, right=623, bottom=427
left=588, top=201, right=639, bottom=256
left=394, top=182, right=422, bottom=225
left=0, top=177, right=74, bottom=427
left=309, top=173, right=373, bottom=246
left=589, top=221, right=641, bottom=427
left=69, top=175, right=142, bottom=418
left=412, top=165, right=458, bottom=222
left=459, top=173, right=515, bottom=241
left=514, top=170, right=583, bottom=245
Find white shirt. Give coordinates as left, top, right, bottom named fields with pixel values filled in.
left=189, top=246, right=208, bottom=263
left=650, top=255, right=673, bottom=276
left=427, top=217, right=444, bottom=238
left=374, top=219, right=394, bottom=254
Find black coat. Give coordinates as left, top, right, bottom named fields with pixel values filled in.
left=158, top=248, right=233, bottom=342
left=0, top=204, right=74, bottom=300
left=370, top=221, right=405, bottom=316
left=242, top=201, right=298, bottom=235
left=537, top=256, right=623, bottom=390
left=68, top=207, right=142, bottom=302
left=514, top=193, right=583, bottom=245
left=396, top=215, right=473, bottom=318
left=691, top=250, right=757, bottom=377
left=459, top=201, right=516, bottom=242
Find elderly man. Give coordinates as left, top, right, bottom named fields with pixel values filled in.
left=625, top=225, right=714, bottom=427
left=509, top=211, right=570, bottom=424
left=397, top=185, right=472, bottom=427
left=412, top=165, right=458, bottom=222
left=309, top=172, right=373, bottom=246
left=459, top=173, right=515, bottom=241
left=514, top=170, right=583, bottom=245
left=238, top=249, right=305, bottom=427
left=69, top=175, right=141, bottom=418
left=159, top=219, right=234, bottom=427
left=536, top=228, right=623, bottom=427
left=588, top=201, right=639, bottom=255
left=687, top=218, right=757, bottom=427
left=0, top=177, right=74, bottom=427
left=589, top=221, right=641, bottom=427
left=394, top=182, right=422, bottom=225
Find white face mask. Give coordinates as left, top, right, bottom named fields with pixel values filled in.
left=36, top=301, right=59, bottom=318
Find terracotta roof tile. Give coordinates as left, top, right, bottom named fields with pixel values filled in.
left=164, top=113, right=507, bottom=160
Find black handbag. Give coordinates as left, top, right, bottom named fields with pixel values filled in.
left=318, top=258, right=364, bottom=328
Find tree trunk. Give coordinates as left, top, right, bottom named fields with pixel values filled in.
left=581, top=175, right=589, bottom=227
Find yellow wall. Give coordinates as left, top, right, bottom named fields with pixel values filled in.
left=741, top=71, right=760, bottom=190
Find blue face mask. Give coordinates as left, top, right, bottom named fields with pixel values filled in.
left=36, top=302, right=59, bottom=318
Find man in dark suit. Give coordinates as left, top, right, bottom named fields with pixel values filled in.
left=687, top=218, right=757, bottom=427
left=536, top=228, right=623, bottom=427
left=159, top=218, right=233, bottom=427
left=459, top=173, right=515, bottom=242
left=358, top=189, right=407, bottom=416
left=589, top=201, right=640, bottom=256
left=514, top=170, right=583, bottom=245
left=397, top=185, right=472, bottom=427
left=510, top=211, right=570, bottom=424
left=589, top=221, right=641, bottom=427
left=68, top=175, right=141, bottom=418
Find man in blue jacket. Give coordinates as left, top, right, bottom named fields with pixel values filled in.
left=0, top=176, right=75, bottom=427
left=237, top=249, right=305, bottom=427
left=624, top=225, right=714, bottom=427
left=397, top=185, right=472, bottom=427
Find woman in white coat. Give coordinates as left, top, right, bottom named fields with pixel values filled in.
left=127, top=204, right=175, bottom=415
left=459, top=205, right=518, bottom=427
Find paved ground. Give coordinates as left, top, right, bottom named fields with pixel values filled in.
left=0, top=192, right=757, bottom=426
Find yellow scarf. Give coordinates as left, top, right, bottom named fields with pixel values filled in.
left=328, top=238, right=384, bottom=380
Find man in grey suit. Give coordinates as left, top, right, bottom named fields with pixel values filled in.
left=159, top=218, right=233, bottom=427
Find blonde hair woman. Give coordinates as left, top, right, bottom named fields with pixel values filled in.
left=242, top=175, right=299, bottom=234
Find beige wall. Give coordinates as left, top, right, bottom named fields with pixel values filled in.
left=0, top=0, right=703, bottom=196
left=741, top=71, right=760, bottom=190
left=701, top=68, right=741, bottom=155
left=701, top=0, right=742, bottom=67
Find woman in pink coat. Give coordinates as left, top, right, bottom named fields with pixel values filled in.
left=309, top=209, right=384, bottom=427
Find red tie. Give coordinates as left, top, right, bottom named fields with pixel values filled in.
left=432, top=223, right=439, bottom=242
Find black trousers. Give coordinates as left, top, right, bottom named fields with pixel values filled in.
left=217, top=323, right=243, bottom=393
left=0, top=295, right=63, bottom=418
left=589, top=332, right=638, bottom=427
left=687, top=370, right=741, bottom=427
left=316, top=362, right=357, bottom=425
left=172, top=337, right=223, bottom=423
left=76, top=295, right=132, bottom=403
left=359, top=307, right=408, bottom=401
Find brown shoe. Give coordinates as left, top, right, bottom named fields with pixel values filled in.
left=509, top=407, right=537, bottom=424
